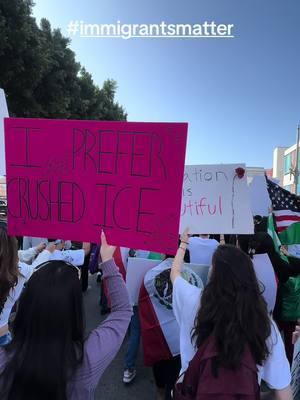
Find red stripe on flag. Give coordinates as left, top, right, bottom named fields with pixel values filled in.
left=114, top=247, right=126, bottom=281
left=277, top=226, right=285, bottom=233
left=275, top=215, right=300, bottom=222
left=139, top=283, right=172, bottom=366
left=103, top=247, right=126, bottom=307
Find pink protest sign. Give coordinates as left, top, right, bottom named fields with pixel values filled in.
left=5, top=118, right=187, bottom=254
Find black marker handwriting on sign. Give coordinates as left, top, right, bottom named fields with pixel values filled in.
left=9, top=127, right=42, bottom=168
left=92, top=184, right=159, bottom=234
left=7, top=178, right=85, bottom=223
left=72, top=129, right=167, bottom=179
left=184, top=169, right=228, bottom=183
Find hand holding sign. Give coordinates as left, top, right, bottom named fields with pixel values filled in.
left=35, top=242, right=47, bottom=253
left=100, top=230, right=116, bottom=262
left=46, top=243, right=57, bottom=253
left=180, top=227, right=189, bottom=246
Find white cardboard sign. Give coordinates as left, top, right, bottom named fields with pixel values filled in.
left=0, top=89, right=8, bottom=176
left=248, top=175, right=271, bottom=216
left=180, top=164, right=254, bottom=234
left=126, top=257, right=161, bottom=305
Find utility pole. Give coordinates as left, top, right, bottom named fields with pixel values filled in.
left=295, top=125, right=300, bottom=195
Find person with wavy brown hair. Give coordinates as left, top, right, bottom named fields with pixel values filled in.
left=171, top=229, right=293, bottom=400
left=0, top=222, right=51, bottom=346
left=0, top=222, right=19, bottom=314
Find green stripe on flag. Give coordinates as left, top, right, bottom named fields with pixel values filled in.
left=278, top=222, right=300, bottom=245
left=267, top=214, right=281, bottom=251
left=267, top=214, right=289, bottom=262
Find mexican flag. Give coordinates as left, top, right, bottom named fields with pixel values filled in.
left=268, top=215, right=300, bottom=321
left=139, top=259, right=180, bottom=366
left=139, top=258, right=202, bottom=366
left=268, top=213, right=300, bottom=259
left=279, top=222, right=300, bottom=258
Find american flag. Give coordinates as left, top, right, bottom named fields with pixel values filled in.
left=266, top=177, right=300, bottom=233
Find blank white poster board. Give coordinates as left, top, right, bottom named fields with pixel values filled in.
left=126, top=257, right=161, bottom=305
left=249, top=176, right=271, bottom=216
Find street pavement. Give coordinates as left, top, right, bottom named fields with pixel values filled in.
left=83, top=274, right=156, bottom=400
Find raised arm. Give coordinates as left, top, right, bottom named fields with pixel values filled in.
left=75, top=231, right=132, bottom=388
left=30, top=243, right=56, bottom=270
left=18, top=242, right=46, bottom=264
left=170, top=228, right=189, bottom=284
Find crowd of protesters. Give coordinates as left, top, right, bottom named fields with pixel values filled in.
left=0, top=215, right=299, bottom=399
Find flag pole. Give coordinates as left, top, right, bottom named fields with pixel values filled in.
left=295, top=124, right=300, bottom=195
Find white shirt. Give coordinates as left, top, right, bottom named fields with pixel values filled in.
left=188, top=237, right=219, bottom=265
left=252, top=254, right=277, bottom=314
left=0, top=250, right=51, bottom=329
left=172, top=276, right=291, bottom=389
left=18, top=247, right=85, bottom=267
left=18, top=247, right=38, bottom=264
left=49, top=249, right=85, bottom=266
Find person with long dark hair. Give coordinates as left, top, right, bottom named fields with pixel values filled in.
left=170, top=229, right=292, bottom=399
left=0, top=230, right=132, bottom=400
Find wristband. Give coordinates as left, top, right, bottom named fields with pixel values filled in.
left=181, top=241, right=189, bottom=245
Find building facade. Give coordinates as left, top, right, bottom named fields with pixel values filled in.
left=272, top=144, right=300, bottom=193
left=272, top=147, right=287, bottom=187
left=246, top=167, right=266, bottom=184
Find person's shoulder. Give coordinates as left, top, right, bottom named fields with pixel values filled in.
left=173, top=276, right=202, bottom=316
left=174, top=275, right=202, bottom=296
left=269, top=318, right=279, bottom=334
left=174, top=276, right=188, bottom=292
left=260, top=318, right=291, bottom=389
left=18, top=262, right=33, bottom=279
left=265, top=318, right=284, bottom=354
